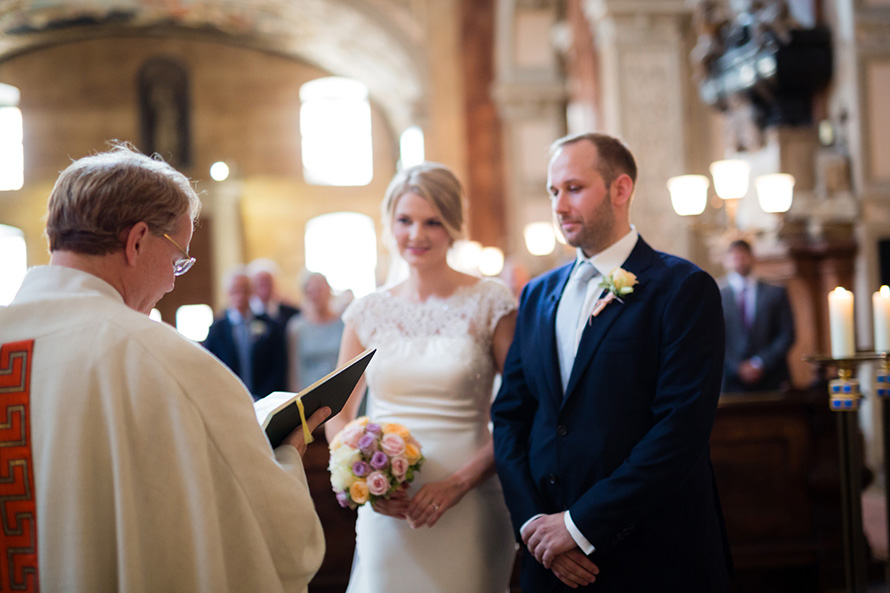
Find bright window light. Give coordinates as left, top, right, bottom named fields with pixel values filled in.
left=305, top=212, right=377, bottom=298
left=0, top=224, right=26, bottom=306
left=300, top=77, right=373, bottom=186
left=149, top=308, right=162, bottom=322
left=0, top=83, right=24, bottom=191
left=176, top=304, right=214, bottom=342
left=399, top=126, right=425, bottom=169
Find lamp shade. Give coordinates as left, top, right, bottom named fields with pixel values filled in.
left=524, top=222, right=556, bottom=256
left=709, top=159, right=751, bottom=200
left=667, top=174, right=709, bottom=216
left=755, top=173, right=795, bottom=213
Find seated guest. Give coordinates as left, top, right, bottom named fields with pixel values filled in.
left=287, top=272, right=344, bottom=392
left=248, top=257, right=301, bottom=326
left=720, top=239, right=796, bottom=392
left=0, top=143, right=328, bottom=592
left=203, top=267, right=289, bottom=399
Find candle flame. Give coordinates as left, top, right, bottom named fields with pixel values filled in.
left=834, top=287, right=848, bottom=295
left=882, top=285, right=890, bottom=298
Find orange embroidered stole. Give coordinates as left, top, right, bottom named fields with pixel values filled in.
left=1, top=340, right=38, bottom=592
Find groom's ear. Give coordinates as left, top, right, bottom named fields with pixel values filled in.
left=610, top=173, right=634, bottom=207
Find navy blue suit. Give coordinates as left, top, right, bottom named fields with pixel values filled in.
left=202, top=312, right=288, bottom=400
left=492, top=237, right=732, bottom=592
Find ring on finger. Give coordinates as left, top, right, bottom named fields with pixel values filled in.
left=431, top=503, right=440, bottom=511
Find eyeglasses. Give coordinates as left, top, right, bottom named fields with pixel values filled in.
left=163, top=233, right=196, bottom=276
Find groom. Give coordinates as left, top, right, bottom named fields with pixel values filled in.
left=492, top=133, right=732, bottom=592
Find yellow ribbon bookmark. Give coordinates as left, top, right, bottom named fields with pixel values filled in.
left=295, top=398, right=314, bottom=445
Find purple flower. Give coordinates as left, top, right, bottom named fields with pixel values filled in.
left=357, top=433, right=377, bottom=454
left=365, top=422, right=382, bottom=435
left=352, top=461, right=371, bottom=477
left=336, top=491, right=350, bottom=508
left=370, top=450, right=389, bottom=469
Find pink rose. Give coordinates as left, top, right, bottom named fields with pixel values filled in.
left=366, top=470, right=391, bottom=496
left=390, top=455, right=409, bottom=481
left=339, top=424, right=364, bottom=449
left=380, top=433, right=406, bottom=457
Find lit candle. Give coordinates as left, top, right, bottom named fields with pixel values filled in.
left=829, top=287, right=856, bottom=358
left=874, top=285, right=890, bottom=352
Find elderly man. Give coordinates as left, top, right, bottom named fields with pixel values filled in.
left=204, top=267, right=289, bottom=399
left=248, top=258, right=301, bottom=326
left=0, top=144, right=328, bottom=593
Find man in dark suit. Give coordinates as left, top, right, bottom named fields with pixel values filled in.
left=203, top=267, right=288, bottom=400
left=248, top=258, right=300, bottom=327
left=492, top=133, right=732, bottom=592
left=720, top=239, right=795, bottom=392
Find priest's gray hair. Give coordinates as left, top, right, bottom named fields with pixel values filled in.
left=45, top=141, right=201, bottom=255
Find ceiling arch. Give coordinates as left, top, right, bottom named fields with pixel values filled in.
left=0, top=0, right=428, bottom=133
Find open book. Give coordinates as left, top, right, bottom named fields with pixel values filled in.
left=254, top=348, right=376, bottom=448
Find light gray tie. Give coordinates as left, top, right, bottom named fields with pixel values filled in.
left=556, top=261, right=597, bottom=393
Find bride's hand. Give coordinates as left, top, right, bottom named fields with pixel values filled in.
left=370, top=486, right=410, bottom=519
left=406, top=477, right=467, bottom=528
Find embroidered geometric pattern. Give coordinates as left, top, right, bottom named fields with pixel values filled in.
left=0, top=340, right=38, bottom=592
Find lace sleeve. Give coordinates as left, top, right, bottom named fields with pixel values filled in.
left=341, top=294, right=372, bottom=346
left=479, top=278, right=518, bottom=335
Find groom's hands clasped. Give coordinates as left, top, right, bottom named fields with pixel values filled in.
left=522, top=514, right=599, bottom=588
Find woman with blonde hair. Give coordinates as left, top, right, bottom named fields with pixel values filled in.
left=326, top=162, right=517, bottom=592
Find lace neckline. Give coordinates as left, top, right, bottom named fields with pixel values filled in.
left=383, top=280, right=482, bottom=306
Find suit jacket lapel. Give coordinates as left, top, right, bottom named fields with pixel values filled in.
left=544, top=264, right=574, bottom=406
left=563, top=238, right=655, bottom=403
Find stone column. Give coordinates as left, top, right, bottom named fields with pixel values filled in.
left=492, top=0, right=570, bottom=277
left=583, top=0, right=700, bottom=262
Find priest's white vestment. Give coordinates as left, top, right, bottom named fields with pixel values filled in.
left=0, top=266, right=325, bottom=592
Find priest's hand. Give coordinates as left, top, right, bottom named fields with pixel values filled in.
left=282, top=406, right=331, bottom=456
left=522, top=513, right=577, bottom=568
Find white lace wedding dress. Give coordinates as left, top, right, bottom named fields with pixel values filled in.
left=342, top=278, right=517, bottom=593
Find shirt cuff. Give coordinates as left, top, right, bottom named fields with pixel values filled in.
left=520, top=514, right=544, bottom=539
left=565, top=511, right=596, bottom=555
left=749, top=356, right=764, bottom=369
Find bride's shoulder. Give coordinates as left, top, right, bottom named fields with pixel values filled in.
left=342, top=289, right=393, bottom=321
left=471, top=276, right=515, bottom=301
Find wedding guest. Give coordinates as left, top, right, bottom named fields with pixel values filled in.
left=720, top=239, right=795, bottom=392
left=325, top=162, right=518, bottom=593
left=0, top=143, right=328, bottom=592
left=287, top=271, right=344, bottom=391
left=248, top=257, right=301, bottom=326
left=492, top=132, right=732, bottom=592
left=203, top=267, right=289, bottom=399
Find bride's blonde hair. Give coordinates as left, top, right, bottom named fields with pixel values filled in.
left=381, top=162, right=465, bottom=243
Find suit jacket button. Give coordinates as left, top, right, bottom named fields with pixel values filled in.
left=557, top=425, right=568, bottom=437
left=547, top=474, right=558, bottom=485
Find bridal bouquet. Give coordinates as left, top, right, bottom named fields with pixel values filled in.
left=328, top=416, right=424, bottom=509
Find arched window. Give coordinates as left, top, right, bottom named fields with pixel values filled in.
left=0, top=224, right=26, bottom=305
left=305, top=212, right=377, bottom=298
left=0, top=83, right=23, bottom=192
left=300, top=77, right=373, bottom=186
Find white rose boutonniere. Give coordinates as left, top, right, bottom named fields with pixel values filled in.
left=590, top=267, right=639, bottom=319
left=249, top=319, right=267, bottom=338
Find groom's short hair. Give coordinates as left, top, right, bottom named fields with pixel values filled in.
left=550, top=132, right=638, bottom=189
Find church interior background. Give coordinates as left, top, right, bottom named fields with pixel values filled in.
left=2, top=0, right=890, bottom=590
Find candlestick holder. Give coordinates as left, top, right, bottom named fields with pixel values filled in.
left=805, top=352, right=886, bottom=593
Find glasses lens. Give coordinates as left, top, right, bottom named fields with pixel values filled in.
left=174, top=257, right=196, bottom=277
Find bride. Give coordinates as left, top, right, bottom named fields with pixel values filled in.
left=325, top=162, right=517, bottom=593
